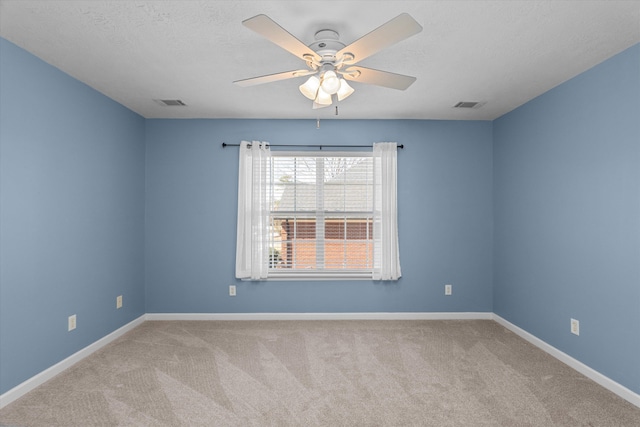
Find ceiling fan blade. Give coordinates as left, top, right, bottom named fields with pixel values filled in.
left=234, top=69, right=316, bottom=87
left=341, top=66, right=417, bottom=90
left=337, top=13, right=422, bottom=64
left=243, top=14, right=321, bottom=63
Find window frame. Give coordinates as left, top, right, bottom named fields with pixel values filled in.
left=267, top=150, right=374, bottom=281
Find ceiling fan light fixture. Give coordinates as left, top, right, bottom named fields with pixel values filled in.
left=336, top=79, right=355, bottom=101
left=320, top=70, right=341, bottom=94
left=299, top=75, right=320, bottom=100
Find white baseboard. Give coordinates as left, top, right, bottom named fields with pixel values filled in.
left=0, top=315, right=145, bottom=409
left=144, top=312, right=494, bottom=321
left=492, top=314, right=640, bottom=408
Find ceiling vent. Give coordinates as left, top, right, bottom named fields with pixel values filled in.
left=453, top=101, right=482, bottom=109
left=154, top=99, right=187, bottom=106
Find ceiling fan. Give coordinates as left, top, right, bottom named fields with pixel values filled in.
left=233, top=13, right=423, bottom=109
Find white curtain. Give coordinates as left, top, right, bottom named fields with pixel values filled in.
left=235, top=141, right=271, bottom=280
left=373, top=142, right=402, bottom=280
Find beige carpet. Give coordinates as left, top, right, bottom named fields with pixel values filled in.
left=1, top=320, right=639, bottom=426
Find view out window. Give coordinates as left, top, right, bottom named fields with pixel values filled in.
left=268, top=152, right=373, bottom=278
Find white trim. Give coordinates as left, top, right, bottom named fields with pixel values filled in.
left=0, top=315, right=145, bottom=409
left=260, top=272, right=373, bottom=281
left=145, top=312, right=494, bottom=321
left=492, top=314, right=640, bottom=408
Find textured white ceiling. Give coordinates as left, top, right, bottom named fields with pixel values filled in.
left=1, top=1, right=639, bottom=120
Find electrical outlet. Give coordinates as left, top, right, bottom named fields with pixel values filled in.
left=571, top=318, right=580, bottom=336
left=445, top=284, right=452, bottom=295
left=229, top=285, right=236, bottom=297
left=68, top=314, right=77, bottom=331
left=116, top=295, right=123, bottom=309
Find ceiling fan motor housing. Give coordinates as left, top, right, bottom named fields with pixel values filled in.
left=309, top=29, right=345, bottom=63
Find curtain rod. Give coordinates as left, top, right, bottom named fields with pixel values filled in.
left=222, top=143, right=404, bottom=149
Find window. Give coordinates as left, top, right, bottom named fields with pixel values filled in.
left=235, top=141, right=401, bottom=281
left=268, top=153, right=374, bottom=279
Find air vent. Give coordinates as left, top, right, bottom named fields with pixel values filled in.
left=153, top=99, right=187, bottom=106
left=453, top=101, right=481, bottom=109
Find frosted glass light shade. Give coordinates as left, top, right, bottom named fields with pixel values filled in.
left=315, top=87, right=332, bottom=105
left=312, top=101, right=331, bottom=109
left=312, top=87, right=332, bottom=109
left=299, top=75, right=320, bottom=100
left=320, top=70, right=340, bottom=94
left=336, top=79, right=355, bottom=101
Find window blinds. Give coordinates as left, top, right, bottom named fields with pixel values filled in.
left=268, top=153, right=374, bottom=275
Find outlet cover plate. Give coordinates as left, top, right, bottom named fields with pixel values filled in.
left=571, top=318, right=580, bottom=336
left=68, top=314, right=77, bottom=331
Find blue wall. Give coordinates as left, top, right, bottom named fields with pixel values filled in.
left=0, top=39, right=146, bottom=394
left=493, top=44, right=640, bottom=394
left=144, top=119, right=494, bottom=313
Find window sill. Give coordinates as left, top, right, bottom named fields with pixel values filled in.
left=259, top=270, right=373, bottom=281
